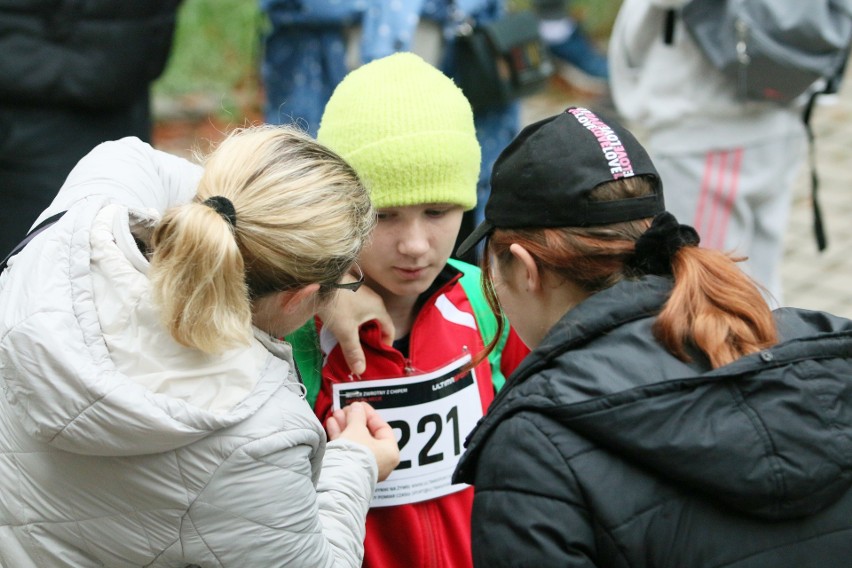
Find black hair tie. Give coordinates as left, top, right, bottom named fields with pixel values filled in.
left=627, top=212, right=700, bottom=276
left=203, top=196, right=237, bottom=228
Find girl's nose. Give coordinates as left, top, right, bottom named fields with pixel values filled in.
left=398, top=222, right=430, bottom=256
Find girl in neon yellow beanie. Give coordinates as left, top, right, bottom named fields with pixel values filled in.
left=289, top=52, right=529, bottom=568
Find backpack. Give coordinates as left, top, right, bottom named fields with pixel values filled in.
left=680, top=0, right=852, bottom=251
left=681, top=0, right=852, bottom=104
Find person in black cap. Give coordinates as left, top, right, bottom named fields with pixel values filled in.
left=452, top=107, right=852, bottom=567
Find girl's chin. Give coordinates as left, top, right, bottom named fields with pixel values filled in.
left=383, top=279, right=432, bottom=299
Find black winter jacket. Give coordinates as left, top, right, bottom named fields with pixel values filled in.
left=454, top=276, right=852, bottom=568
left=0, top=0, right=180, bottom=110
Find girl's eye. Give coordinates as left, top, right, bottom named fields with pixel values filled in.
left=376, top=212, right=393, bottom=221
left=425, top=209, right=448, bottom=218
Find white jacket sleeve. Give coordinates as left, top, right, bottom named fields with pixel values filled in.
left=33, top=136, right=202, bottom=226
left=182, top=429, right=377, bottom=567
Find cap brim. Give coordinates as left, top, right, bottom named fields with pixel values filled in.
left=455, top=220, right=495, bottom=258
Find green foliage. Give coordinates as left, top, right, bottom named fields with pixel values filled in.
left=153, top=0, right=265, bottom=98
left=568, top=0, right=621, bottom=37
left=509, top=0, right=621, bottom=38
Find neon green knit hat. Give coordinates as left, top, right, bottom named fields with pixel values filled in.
left=318, top=52, right=480, bottom=211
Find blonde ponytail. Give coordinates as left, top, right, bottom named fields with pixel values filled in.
left=149, top=201, right=252, bottom=353
left=148, top=124, right=373, bottom=354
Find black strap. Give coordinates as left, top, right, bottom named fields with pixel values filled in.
left=801, top=42, right=850, bottom=252
left=663, top=9, right=677, bottom=45
left=802, top=90, right=827, bottom=251
left=0, top=211, right=67, bottom=274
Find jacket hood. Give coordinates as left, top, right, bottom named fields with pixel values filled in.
left=0, top=201, right=292, bottom=457
left=457, top=277, right=852, bottom=521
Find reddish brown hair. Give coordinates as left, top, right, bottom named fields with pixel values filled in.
left=479, top=176, right=777, bottom=369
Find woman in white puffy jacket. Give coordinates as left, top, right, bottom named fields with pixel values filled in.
left=0, top=125, right=399, bottom=567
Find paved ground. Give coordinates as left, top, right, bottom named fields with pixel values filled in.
left=521, top=78, right=852, bottom=319
left=153, top=74, right=852, bottom=319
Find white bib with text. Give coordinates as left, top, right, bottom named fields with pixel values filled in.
left=332, top=354, right=482, bottom=507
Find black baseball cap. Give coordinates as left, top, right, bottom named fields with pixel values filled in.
left=456, top=107, right=664, bottom=257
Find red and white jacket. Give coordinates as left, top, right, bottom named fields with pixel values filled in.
left=312, top=265, right=526, bottom=568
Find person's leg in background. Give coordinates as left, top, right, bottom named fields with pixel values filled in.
left=652, top=135, right=805, bottom=307
left=534, top=0, right=608, bottom=81
left=454, top=102, right=520, bottom=265
left=654, top=148, right=764, bottom=295
left=262, top=27, right=348, bottom=136
left=473, top=102, right=520, bottom=227
left=736, top=134, right=806, bottom=306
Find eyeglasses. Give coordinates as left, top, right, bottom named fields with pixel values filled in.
left=327, top=262, right=364, bottom=292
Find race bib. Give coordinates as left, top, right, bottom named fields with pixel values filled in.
left=332, top=354, right=482, bottom=507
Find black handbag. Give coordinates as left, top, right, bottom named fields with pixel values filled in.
left=453, top=10, right=555, bottom=112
